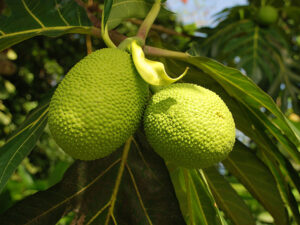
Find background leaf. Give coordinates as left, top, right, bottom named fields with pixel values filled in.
left=102, top=0, right=113, bottom=29
left=0, top=0, right=92, bottom=51
left=203, top=166, right=256, bottom=225
left=0, top=100, right=49, bottom=193
left=165, top=57, right=298, bottom=224
left=222, top=141, right=289, bottom=225
left=107, top=0, right=172, bottom=30
left=1, top=1, right=299, bottom=224
left=0, top=0, right=172, bottom=52
left=0, top=131, right=185, bottom=225
left=195, top=4, right=300, bottom=114
left=169, top=167, right=224, bottom=225
left=180, top=56, right=300, bottom=163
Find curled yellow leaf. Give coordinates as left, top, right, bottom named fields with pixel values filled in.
left=131, top=41, right=188, bottom=86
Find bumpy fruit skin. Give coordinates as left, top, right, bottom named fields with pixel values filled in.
left=257, top=6, right=278, bottom=26
left=144, top=83, right=235, bottom=169
left=48, top=48, right=148, bottom=160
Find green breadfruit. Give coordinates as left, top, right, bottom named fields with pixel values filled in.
left=257, top=5, right=278, bottom=26
left=144, top=83, right=235, bottom=169
left=48, top=48, right=148, bottom=160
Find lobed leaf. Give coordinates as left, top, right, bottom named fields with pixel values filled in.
left=197, top=18, right=299, bottom=113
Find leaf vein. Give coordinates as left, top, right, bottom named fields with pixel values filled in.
left=189, top=173, right=209, bottom=225
left=54, top=0, right=70, bottom=26
left=0, top=26, right=92, bottom=39
left=112, top=0, right=152, bottom=8
left=205, top=175, right=247, bottom=224
left=86, top=201, right=111, bottom=225
left=21, top=0, right=45, bottom=28
left=126, top=163, right=153, bottom=225
left=24, top=158, right=121, bottom=225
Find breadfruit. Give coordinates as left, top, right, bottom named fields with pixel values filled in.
left=144, top=83, right=235, bottom=168
left=257, top=5, right=278, bottom=26
left=48, top=48, right=148, bottom=160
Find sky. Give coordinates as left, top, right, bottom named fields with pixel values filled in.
left=166, top=0, right=248, bottom=27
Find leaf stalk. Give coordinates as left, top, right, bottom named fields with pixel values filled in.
left=137, top=0, right=161, bottom=44
left=101, top=4, right=116, bottom=48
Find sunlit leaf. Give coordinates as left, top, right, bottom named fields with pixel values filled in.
left=169, top=167, right=224, bottom=225
left=204, top=166, right=256, bottom=225
left=180, top=56, right=300, bottom=163
left=165, top=58, right=299, bottom=223
left=223, top=141, right=288, bottom=225
left=261, top=151, right=300, bottom=224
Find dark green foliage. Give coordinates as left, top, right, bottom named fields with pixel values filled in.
left=0, top=0, right=299, bottom=224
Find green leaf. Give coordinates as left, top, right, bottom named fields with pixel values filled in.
left=283, top=6, right=300, bottom=23
left=203, top=166, right=256, bottom=225
left=0, top=0, right=92, bottom=51
left=261, top=152, right=300, bottom=224
left=0, top=0, right=172, bottom=52
left=227, top=97, right=300, bottom=212
left=166, top=58, right=299, bottom=223
left=222, top=141, right=289, bottom=225
left=169, top=167, right=224, bottom=225
left=0, top=101, right=49, bottom=194
left=180, top=56, right=300, bottom=163
left=103, top=0, right=113, bottom=28
left=197, top=19, right=296, bottom=113
left=165, top=58, right=300, bottom=199
left=106, top=0, right=171, bottom=30
left=0, top=131, right=185, bottom=225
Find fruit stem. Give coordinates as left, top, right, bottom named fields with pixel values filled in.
left=150, top=85, right=164, bottom=94
left=144, top=45, right=191, bottom=59
left=87, top=28, right=191, bottom=59
left=137, top=0, right=161, bottom=45
left=101, top=7, right=117, bottom=48
left=105, top=136, right=132, bottom=225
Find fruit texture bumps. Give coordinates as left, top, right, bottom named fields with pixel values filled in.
left=144, top=83, right=235, bottom=168
left=48, top=48, right=148, bottom=160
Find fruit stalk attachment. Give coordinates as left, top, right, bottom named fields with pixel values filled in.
left=131, top=40, right=189, bottom=86
left=101, top=2, right=116, bottom=48
left=137, top=0, right=161, bottom=45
